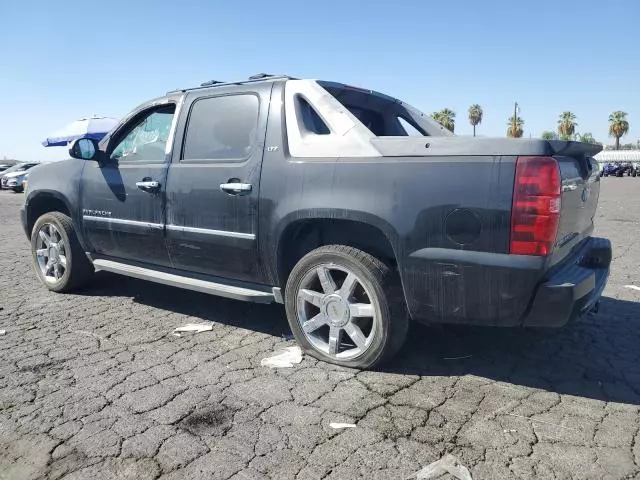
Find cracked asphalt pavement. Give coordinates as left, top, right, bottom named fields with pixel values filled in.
left=1, top=179, right=640, bottom=480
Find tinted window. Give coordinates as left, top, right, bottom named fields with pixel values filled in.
left=298, top=96, right=330, bottom=135
left=345, top=105, right=386, bottom=136
left=111, top=105, right=175, bottom=163
left=183, top=95, right=259, bottom=161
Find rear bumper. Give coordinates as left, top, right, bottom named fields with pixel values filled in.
left=522, top=236, right=611, bottom=327
left=402, top=236, right=611, bottom=327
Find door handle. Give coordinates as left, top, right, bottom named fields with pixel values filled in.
left=220, top=182, right=252, bottom=195
left=136, top=180, right=161, bottom=193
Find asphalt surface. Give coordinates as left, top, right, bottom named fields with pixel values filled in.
left=1, top=179, right=639, bottom=480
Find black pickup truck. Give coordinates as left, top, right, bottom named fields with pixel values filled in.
left=21, top=74, right=611, bottom=368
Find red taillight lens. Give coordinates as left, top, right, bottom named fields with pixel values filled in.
left=510, top=156, right=561, bottom=256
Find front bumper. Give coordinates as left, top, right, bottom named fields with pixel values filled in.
left=522, top=237, right=611, bottom=327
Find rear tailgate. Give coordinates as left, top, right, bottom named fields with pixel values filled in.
left=548, top=141, right=602, bottom=267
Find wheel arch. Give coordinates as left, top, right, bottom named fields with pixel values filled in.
left=25, top=190, right=74, bottom=239
left=275, top=211, right=401, bottom=289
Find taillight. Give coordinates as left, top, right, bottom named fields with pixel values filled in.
left=510, top=156, right=561, bottom=256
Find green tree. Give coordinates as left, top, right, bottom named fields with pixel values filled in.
left=432, top=109, right=456, bottom=132
left=608, top=111, right=629, bottom=150
left=577, top=132, right=597, bottom=144
left=541, top=131, right=557, bottom=140
left=468, top=104, right=483, bottom=137
left=507, top=116, right=524, bottom=138
left=557, top=112, right=577, bottom=141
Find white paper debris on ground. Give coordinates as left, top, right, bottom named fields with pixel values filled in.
left=413, top=454, right=472, bottom=480
left=329, top=422, right=356, bottom=429
left=171, top=323, right=214, bottom=337
left=260, top=346, right=303, bottom=368
left=503, top=429, right=517, bottom=434
left=624, top=285, right=640, bottom=291
left=0, top=330, right=5, bottom=336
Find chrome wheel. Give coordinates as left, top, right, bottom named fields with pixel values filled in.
left=296, top=264, right=377, bottom=360
left=35, top=223, right=67, bottom=283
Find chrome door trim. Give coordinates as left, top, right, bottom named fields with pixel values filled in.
left=83, top=217, right=255, bottom=239
left=83, top=216, right=164, bottom=229
left=166, top=224, right=255, bottom=240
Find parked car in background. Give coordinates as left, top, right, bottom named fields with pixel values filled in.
left=621, top=162, right=633, bottom=176
left=0, top=163, right=39, bottom=189
left=630, top=162, right=640, bottom=177
left=6, top=172, right=29, bottom=193
left=601, top=163, right=616, bottom=177
left=21, top=74, right=611, bottom=368
left=601, top=162, right=630, bottom=177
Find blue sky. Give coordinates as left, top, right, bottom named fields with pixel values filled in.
left=1, top=0, right=638, bottom=161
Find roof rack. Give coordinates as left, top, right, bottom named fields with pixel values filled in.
left=167, top=74, right=297, bottom=94
left=200, top=80, right=225, bottom=87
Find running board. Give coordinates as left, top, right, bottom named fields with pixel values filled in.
left=92, top=259, right=275, bottom=303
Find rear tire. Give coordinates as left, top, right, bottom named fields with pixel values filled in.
left=31, top=212, right=94, bottom=293
left=284, top=245, right=408, bottom=369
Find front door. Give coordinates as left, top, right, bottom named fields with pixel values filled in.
left=80, top=102, right=177, bottom=267
left=165, top=84, right=271, bottom=283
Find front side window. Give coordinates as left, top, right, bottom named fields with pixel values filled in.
left=182, top=95, right=259, bottom=161
left=110, top=105, right=175, bottom=162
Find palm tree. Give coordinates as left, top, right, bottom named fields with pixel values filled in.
left=431, top=109, right=455, bottom=132
left=506, top=116, right=524, bottom=138
left=468, top=104, right=483, bottom=137
left=608, top=111, right=629, bottom=150
left=557, top=112, right=577, bottom=141
left=541, top=131, right=556, bottom=140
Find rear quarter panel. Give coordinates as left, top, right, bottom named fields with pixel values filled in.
left=260, top=148, right=540, bottom=325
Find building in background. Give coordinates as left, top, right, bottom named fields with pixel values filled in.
left=594, top=149, right=640, bottom=167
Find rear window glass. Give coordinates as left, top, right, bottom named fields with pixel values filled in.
left=344, top=106, right=386, bottom=136
left=398, top=117, right=424, bottom=136
left=183, top=95, right=259, bottom=161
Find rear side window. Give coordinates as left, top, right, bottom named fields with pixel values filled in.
left=297, top=96, right=330, bottom=135
left=183, top=95, right=259, bottom=161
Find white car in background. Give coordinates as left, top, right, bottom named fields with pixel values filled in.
left=5, top=171, right=30, bottom=193
left=0, top=163, right=39, bottom=189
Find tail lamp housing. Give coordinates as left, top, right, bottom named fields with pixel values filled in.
left=510, top=156, right=561, bottom=256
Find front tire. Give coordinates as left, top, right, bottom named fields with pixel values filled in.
left=284, top=245, right=408, bottom=369
left=31, top=212, right=94, bottom=292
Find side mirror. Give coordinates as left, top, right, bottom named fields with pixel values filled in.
left=69, top=138, right=99, bottom=161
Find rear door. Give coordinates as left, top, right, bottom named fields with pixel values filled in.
left=165, top=84, right=272, bottom=283
left=80, top=101, right=178, bottom=267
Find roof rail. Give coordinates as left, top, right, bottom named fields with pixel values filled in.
left=200, top=80, right=225, bottom=86
left=167, top=74, right=297, bottom=94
